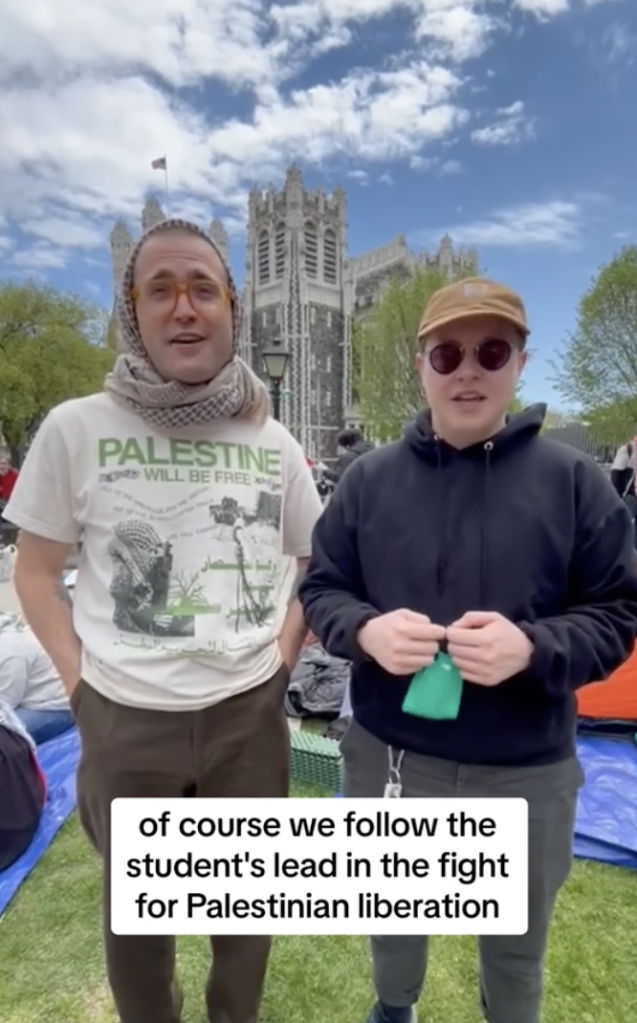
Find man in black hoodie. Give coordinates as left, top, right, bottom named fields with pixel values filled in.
left=335, top=428, right=374, bottom=479
left=299, top=277, right=637, bottom=1023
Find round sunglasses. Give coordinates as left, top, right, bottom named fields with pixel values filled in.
left=427, top=337, right=514, bottom=376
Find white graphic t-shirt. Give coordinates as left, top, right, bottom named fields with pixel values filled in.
left=6, top=394, right=324, bottom=710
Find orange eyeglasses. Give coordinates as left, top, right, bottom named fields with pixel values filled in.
left=131, top=276, right=231, bottom=313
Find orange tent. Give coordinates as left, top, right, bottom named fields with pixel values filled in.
left=577, top=644, right=637, bottom=725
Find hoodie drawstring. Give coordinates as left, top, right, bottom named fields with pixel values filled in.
left=435, top=438, right=444, bottom=597
left=481, top=441, right=493, bottom=607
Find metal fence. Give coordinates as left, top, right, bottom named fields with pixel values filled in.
left=542, top=424, right=620, bottom=465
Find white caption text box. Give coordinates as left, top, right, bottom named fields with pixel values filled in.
left=111, top=797, right=528, bottom=936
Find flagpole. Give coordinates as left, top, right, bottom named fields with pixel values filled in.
left=152, top=156, right=170, bottom=215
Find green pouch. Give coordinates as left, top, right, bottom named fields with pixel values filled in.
left=402, top=651, right=463, bottom=721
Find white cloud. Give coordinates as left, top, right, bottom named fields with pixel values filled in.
left=471, top=99, right=536, bottom=146
left=514, top=0, right=569, bottom=15
left=0, top=76, right=221, bottom=220
left=207, top=65, right=467, bottom=166
left=273, top=0, right=499, bottom=63
left=601, top=21, right=636, bottom=70
left=472, top=121, right=532, bottom=145
left=514, top=0, right=617, bottom=15
left=22, top=218, right=106, bottom=249
left=294, top=0, right=504, bottom=61
left=12, top=243, right=71, bottom=270
left=0, top=0, right=278, bottom=90
left=313, top=25, right=354, bottom=54
left=0, top=0, right=475, bottom=268
left=429, top=200, right=582, bottom=248
left=410, top=155, right=435, bottom=170
left=498, top=100, right=524, bottom=116
left=0, top=0, right=612, bottom=272
left=348, top=169, right=371, bottom=184
left=409, top=154, right=462, bottom=174
left=0, top=61, right=468, bottom=232
left=415, top=1, right=500, bottom=62
left=0, top=215, right=10, bottom=253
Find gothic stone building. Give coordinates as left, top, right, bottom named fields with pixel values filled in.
left=108, top=168, right=476, bottom=461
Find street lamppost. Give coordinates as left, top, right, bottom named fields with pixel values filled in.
left=262, top=341, right=290, bottom=421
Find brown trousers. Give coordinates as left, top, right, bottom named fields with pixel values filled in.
left=71, top=666, right=290, bottom=1023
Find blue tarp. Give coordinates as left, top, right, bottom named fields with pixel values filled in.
left=573, top=736, right=637, bottom=870
left=336, top=735, right=637, bottom=871
left=0, top=728, right=636, bottom=920
left=0, top=726, right=80, bottom=917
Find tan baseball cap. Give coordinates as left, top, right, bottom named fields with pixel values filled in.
left=417, top=276, right=530, bottom=341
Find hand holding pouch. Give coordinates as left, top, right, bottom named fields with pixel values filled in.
left=402, top=651, right=463, bottom=720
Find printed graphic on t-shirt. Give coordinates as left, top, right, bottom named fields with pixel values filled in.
left=0, top=613, right=25, bottom=636
left=97, top=434, right=285, bottom=657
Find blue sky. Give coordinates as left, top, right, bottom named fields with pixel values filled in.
left=1, top=0, right=635, bottom=409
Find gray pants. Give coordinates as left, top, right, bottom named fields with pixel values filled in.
left=341, top=718, right=584, bottom=1023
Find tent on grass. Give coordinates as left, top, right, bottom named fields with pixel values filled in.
left=577, top=645, right=637, bottom=738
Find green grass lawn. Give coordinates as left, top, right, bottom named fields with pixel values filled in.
left=1, top=780, right=636, bottom=1023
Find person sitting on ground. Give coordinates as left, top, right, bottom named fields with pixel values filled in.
left=0, top=697, right=46, bottom=872
left=0, top=612, right=74, bottom=745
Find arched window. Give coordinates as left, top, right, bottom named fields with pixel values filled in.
left=323, top=228, right=337, bottom=284
left=275, top=222, right=286, bottom=279
left=304, top=222, right=318, bottom=278
left=258, top=229, right=270, bottom=285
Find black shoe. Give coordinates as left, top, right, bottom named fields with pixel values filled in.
left=364, top=1003, right=417, bottom=1023
left=172, top=980, right=184, bottom=1021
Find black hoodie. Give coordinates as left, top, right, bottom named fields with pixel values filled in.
left=299, top=405, right=637, bottom=767
left=337, top=440, right=375, bottom=479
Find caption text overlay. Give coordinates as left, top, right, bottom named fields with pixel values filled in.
left=110, top=798, right=529, bottom=936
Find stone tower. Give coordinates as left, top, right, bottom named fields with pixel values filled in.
left=109, top=220, right=133, bottom=298
left=420, top=232, right=477, bottom=275
left=209, top=218, right=229, bottom=262
left=141, top=196, right=165, bottom=232
left=108, top=198, right=167, bottom=300
left=242, top=164, right=348, bottom=460
left=107, top=198, right=168, bottom=346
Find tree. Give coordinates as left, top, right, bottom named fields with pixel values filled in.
left=353, top=263, right=482, bottom=441
left=542, top=409, right=572, bottom=430
left=0, top=281, right=115, bottom=460
left=106, top=309, right=120, bottom=351
left=552, top=246, right=637, bottom=441
left=576, top=398, right=636, bottom=447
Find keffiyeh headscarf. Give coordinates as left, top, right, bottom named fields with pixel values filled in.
left=104, top=217, right=269, bottom=428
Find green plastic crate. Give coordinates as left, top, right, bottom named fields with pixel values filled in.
left=289, top=729, right=342, bottom=790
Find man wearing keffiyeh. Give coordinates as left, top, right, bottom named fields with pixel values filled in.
left=5, top=218, right=323, bottom=1023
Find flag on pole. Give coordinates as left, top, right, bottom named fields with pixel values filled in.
left=151, top=156, right=167, bottom=171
